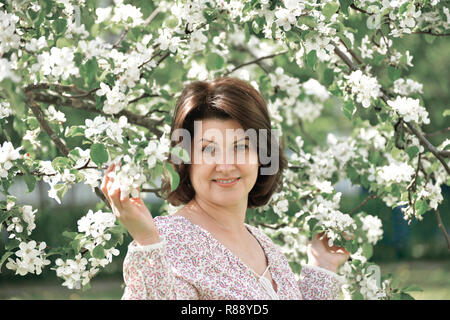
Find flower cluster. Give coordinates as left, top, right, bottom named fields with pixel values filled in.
left=0, top=101, right=12, bottom=119
left=342, top=70, right=382, bottom=108
left=53, top=210, right=120, bottom=289
left=108, top=156, right=147, bottom=199
left=144, top=135, right=170, bottom=169
left=387, top=96, right=430, bottom=125
left=96, top=0, right=144, bottom=27
left=358, top=214, right=383, bottom=245
left=82, top=115, right=130, bottom=144
left=36, top=47, right=79, bottom=81
left=393, top=78, right=423, bottom=96
left=5, top=205, right=37, bottom=239
left=0, top=10, right=20, bottom=55
left=96, top=83, right=129, bottom=115
left=0, top=141, right=22, bottom=178
left=306, top=193, right=357, bottom=247
left=6, top=241, right=50, bottom=276
left=376, top=159, right=415, bottom=185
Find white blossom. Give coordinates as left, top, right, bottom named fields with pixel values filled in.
left=359, top=214, right=383, bottom=245
left=387, top=96, right=430, bottom=125
left=6, top=241, right=50, bottom=276
left=344, top=70, right=381, bottom=108
left=38, top=47, right=79, bottom=80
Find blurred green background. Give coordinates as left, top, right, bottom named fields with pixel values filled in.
left=1, top=5, right=449, bottom=299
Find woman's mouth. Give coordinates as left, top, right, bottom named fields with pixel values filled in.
left=213, top=177, right=240, bottom=186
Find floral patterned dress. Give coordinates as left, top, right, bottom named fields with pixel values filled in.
left=121, top=215, right=345, bottom=300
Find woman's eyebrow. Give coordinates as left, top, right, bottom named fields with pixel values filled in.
left=199, top=137, right=249, bottom=144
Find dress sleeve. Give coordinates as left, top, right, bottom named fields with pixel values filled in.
left=121, top=237, right=199, bottom=300
left=298, top=264, right=346, bottom=300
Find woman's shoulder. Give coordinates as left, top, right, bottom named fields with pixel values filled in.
left=153, top=214, right=191, bottom=235
left=153, top=215, right=204, bottom=245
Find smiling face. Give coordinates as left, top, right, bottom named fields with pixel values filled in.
left=189, top=118, right=259, bottom=208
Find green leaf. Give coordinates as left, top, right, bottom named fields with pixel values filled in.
left=66, top=126, right=85, bottom=138
left=52, top=18, right=67, bottom=35
left=339, top=0, right=353, bottom=15
left=406, top=146, right=419, bottom=159
left=92, top=244, right=105, bottom=259
left=244, top=22, right=251, bottom=42
left=0, top=210, right=13, bottom=226
left=343, top=99, right=355, bottom=120
left=362, top=242, right=373, bottom=259
left=322, top=68, right=334, bottom=86
left=62, top=231, right=78, bottom=240
left=170, top=146, right=190, bottom=163
left=52, top=156, right=74, bottom=172
left=402, top=285, right=423, bottom=292
left=85, top=58, right=98, bottom=87
left=251, top=20, right=260, bottom=34
left=0, top=252, right=15, bottom=273
left=415, top=200, right=428, bottom=215
left=5, top=239, right=20, bottom=251
left=351, top=291, right=364, bottom=300
left=323, top=2, right=340, bottom=21
left=387, top=66, right=401, bottom=81
left=23, top=173, right=36, bottom=193
left=443, top=109, right=450, bottom=117
left=90, top=143, right=109, bottom=167
left=56, top=37, right=72, bottom=48
left=297, top=15, right=317, bottom=28
left=306, top=50, right=317, bottom=70
left=400, top=292, right=415, bottom=300
left=205, top=53, right=225, bottom=70
left=163, top=162, right=180, bottom=192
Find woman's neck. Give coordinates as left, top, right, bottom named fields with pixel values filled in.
left=185, top=197, right=249, bottom=239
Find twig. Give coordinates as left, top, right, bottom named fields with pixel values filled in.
left=28, top=102, right=70, bottom=156
left=349, top=193, right=380, bottom=215
left=298, top=119, right=317, bottom=145
left=339, top=38, right=363, bottom=65
left=404, top=121, right=450, bottom=175
left=435, top=208, right=450, bottom=251
left=411, top=31, right=450, bottom=37
left=333, top=46, right=358, bottom=72
left=350, top=4, right=370, bottom=15
left=223, top=50, right=289, bottom=76
left=424, top=126, right=450, bottom=138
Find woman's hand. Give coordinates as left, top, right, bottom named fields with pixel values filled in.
left=101, top=163, right=160, bottom=246
left=306, top=232, right=350, bottom=273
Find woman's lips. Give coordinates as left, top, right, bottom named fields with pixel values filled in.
left=212, top=177, right=240, bottom=187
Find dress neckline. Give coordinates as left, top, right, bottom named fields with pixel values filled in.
left=171, top=215, right=279, bottom=296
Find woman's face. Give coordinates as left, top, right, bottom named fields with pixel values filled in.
left=189, top=118, right=259, bottom=208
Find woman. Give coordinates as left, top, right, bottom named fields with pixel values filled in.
left=101, top=77, right=350, bottom=300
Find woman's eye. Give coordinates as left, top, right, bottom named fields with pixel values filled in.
left=235, top=144, right=248, bottom=151
left=202, top=145, right=215, bottom=153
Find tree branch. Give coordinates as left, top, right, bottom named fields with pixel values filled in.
left=424, top=126, right=450, bottom=138
left=435, top=208, right=450, bottom=251
left=25, top=87, right=164, bottom=137
left=27, top=102, right=70, bottom=156
left=411, top=31, right=450, bottom=37
left=349, top=193, right=380, bottom=215
left=223, top=50, right=289, bottom=76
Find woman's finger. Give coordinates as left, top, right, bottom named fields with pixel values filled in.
left=101, top=163, right=115, bottom=195
left=107, top=181, right=123, bottom=211
left=120, top=188, right=130, bottom=204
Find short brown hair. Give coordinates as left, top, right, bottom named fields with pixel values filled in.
left=161, top=77, right=287, bottom=208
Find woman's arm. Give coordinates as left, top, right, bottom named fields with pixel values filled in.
left=298, top=264, right=345, bottom=300
left=121, top=238, right=199, bottom=300
left=298, top=232, right=349, bottom=300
